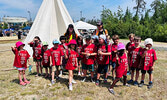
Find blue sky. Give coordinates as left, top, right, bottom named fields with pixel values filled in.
left=0, top=0, right=155, bottom=22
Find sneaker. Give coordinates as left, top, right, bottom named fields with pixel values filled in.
left=127, top=79, right=133, bottom=84
left=56, top=77, right=60, bottom=80
left=127, top=71, right=131, bottom=75
left=72, top=79, right=77, bottom=84
left=69, top=84, right=73, bottom=91
left=20, top=81, right=26, bottom=86
left=41, top=73, right=45, bottom=76
left=81, top=77, right=86, bottom=82
left=51, top=80, right=55, bottom=85
left=147, top=83, right=153, bottom=89
left=35, top=74, right=39, bottom=77
left=78, top=72, right=81, bottom=76
left=59, top=71, right=63, bottom=77
left=24, top=80, right=30, bottom=84
left=138, top=82, right=144, bottom=87
left=134, top=81, right=138, bottom=86
left=108, top=88, right=115, bottom=95
left=124, top=83, right=131, bottom=87
left=95, top=80, right=99, bottom=86
left=90, top=78, right=95, bottom=83
left=104, top=79, right=107, bottom=83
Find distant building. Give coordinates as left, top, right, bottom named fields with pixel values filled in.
left=1, top=17, right=29, bottom=29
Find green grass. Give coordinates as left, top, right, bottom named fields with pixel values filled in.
left=0, top=44, right=167, bottom=100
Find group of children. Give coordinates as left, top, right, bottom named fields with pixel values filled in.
left=12, top=33, right=157, bottom=94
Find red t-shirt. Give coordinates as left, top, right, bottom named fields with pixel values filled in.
left=42, top=49, right=51, bottom=66
left=126, top=42, right=135, bottom=56
left=116, top=53, right=128, bottom=78
left=77, top=45, right=83, bottom=58
left=129, top=47, right=143, bottom=68
left=65, top=50, right=78, bottom=70
left=13, top=49, right=30, bottom=68
left=30, top=42, right=42, bottom=59
left=111, top=43, right=118, bottom=62
left=81, top=44, right=97, bottom=65
left=59, top=43, right=68, bottom=52
left=50, top=47, right=64, bottom=66
left=141, top=49, right=157, bottom=70
left=97, top=45, right=111, bottom=65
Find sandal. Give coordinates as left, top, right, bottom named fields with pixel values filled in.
left=20, top=81, right=26, bottom=86
left=24, top=80, right=30, bottom=84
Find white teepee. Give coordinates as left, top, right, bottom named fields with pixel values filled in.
left=24, top=0, right=79, bottom=56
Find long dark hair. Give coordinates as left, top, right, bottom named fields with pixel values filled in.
left=64, top=24, right=76, bottom=41
left=76, top=36, right=83, bottom=46
left=34, top=36, right=41, bottom=43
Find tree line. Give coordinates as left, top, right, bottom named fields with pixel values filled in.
left=87, top=0, right=167, bottom=42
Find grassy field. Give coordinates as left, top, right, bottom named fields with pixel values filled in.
left=0, top=39, right=167, bottom=100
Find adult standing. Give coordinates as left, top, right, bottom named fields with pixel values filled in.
left=64, top=24, right=78, bottom=43
left=95, top=21, right=108, bottom=36
left=18, top=30, right=22, bottom=40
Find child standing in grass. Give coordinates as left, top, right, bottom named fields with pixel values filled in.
left=81, top=35, right=97, bottom=82
left=59, top=35, right=68, bottom=76
left=76, top=36, right=83, bottom=76
left=126, top=34, right=135, bottom=75
left=28, top=36, right=43, bottom=77
left=64, top=39, right=78, bottom=91
left=110, top=35, right=120, bottom=80
left=95, top=35, right=111, bottom=85
left=41, top=42, right=51, bottom=78
left=108, top=43, right=130, bottom=94
left=12, top=41, right=31, bottom=86
left=127, top=36, right=143, bottom=85
left=138, top=38, right=157, bottom=89
left=50, top=39, right=63, bottom=84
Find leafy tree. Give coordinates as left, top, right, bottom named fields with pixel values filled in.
left=133, top=0, right=146, bottom=16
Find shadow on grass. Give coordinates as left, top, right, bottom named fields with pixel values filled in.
left=10, top=78, right=31, bottom=84
left=56, top=77, right=69, bottom=87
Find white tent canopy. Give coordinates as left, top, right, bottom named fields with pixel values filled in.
left=75, top=21, right=97, bottom=30
left=24, top=0, right=79, bottom=56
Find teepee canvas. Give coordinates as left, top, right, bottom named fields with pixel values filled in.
left=24, top=0, right=79, bottom=56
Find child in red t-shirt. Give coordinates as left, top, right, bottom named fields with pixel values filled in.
left=96, top=35, right=111, bottom=85
left=108, top=43, right=130, bottom=94
left=12, top=41, right=31, bottom=86
left=41, top=42, right=51, bottom=78
left=127, top=36, right=143, bottom=85
left=126, top=34, right=135, bottom=75
left=81, top=35, right=97, bottom=82
left=28, top=36, right=43, bottom=77
left=59, top=36, right=68, bottom=76
left=110, top=35, right=120, bottom=80
left=106, top=35, right=112, bottom=75
left=64, top=39, right=78, bottom=91
left=76, top=36, right=83, bottom=76
left=50, top=39, right=63, bottom=84
left=138, top=38, right=157, bottom=89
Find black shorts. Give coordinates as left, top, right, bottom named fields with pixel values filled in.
left=43, top=65, right=51, bottom=69
left=141, top=70, right=153, bottom=74
left=131, top=67, right=140, bottom=71
left=97, top=64, right=109, bottom=74
left=33, top=58, right=42, bottom=62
